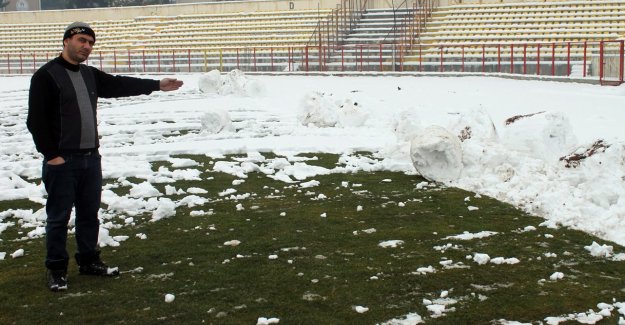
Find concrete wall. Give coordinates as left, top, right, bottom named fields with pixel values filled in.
left=0, top=0, right=340, bottom=24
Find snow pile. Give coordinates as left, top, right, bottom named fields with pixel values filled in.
left=392, top=110, right=422, bottom=142
left=499, top=111, right=578, bottom=162
left=197, top=69, right=221, bottom=94
left=447, top=108, right=498, bottom=143
left=198, top=69, right=264, bottom=96
left=297, top=92, right=368, bottom=128
left=336, top=99, right=369, bottom=127
left=397, top=104, right=625, bottom=246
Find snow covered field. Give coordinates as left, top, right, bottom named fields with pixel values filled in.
left=2, top=72, right=624, bottom=245
left=0, top=72, right=624, bottom=323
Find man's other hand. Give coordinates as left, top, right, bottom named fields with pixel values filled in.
left=47, top=156, right=66, bottom=165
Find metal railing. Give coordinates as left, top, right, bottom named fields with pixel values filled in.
left=1, top=40, right=623, bottom=84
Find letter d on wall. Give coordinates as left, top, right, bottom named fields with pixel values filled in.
left=289, top=1, right=295, bottom=9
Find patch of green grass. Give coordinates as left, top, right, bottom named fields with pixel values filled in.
left=0, top=153, right=624, bottom=324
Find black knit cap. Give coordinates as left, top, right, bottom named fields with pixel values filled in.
left=63, top=22, right=96, bottom=42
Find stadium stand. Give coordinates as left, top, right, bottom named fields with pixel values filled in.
left=0, top=10, right=330, bottom=55
left=404, top=0, right=625, bottom=72
left=0, top=0, right=623, bottom=78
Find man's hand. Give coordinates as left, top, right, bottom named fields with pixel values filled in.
left=160, top=78, right=183, bottom=92
left=47, top=156, right=66, bottom=165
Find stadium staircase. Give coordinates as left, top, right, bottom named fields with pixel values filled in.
left=323, top=7, right=417, bottom=70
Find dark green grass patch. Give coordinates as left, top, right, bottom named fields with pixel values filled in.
left=0, top=153, right=624, bottom=324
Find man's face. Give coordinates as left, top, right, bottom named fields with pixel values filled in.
left=62, top=34, right=95, bottom=64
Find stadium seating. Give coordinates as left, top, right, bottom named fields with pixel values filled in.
left=1, top=0, right=624, bottom=74
left=404, top=0, right=625, bottom=68
left=0, top=9, right=331, bottom=56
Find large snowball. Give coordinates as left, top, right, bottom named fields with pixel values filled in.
left=410, top=125, right=463, bottom=183
left=201, top=108, right=235, bottom=134
left=500, top=111, right=578, bottom=162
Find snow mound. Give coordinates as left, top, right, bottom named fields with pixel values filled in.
left=337, top=99, right=368, bottom=127
left=198, top=69, right=265, bottom=96
left=197, top=69, right=221, bottom=94
left=448, top=108, right=497, bottom=142
left=500, top=111, right=578, bottom=162
left=201, top=108, right=235, bottom=134
left=392, top=110, right=422, bottom=142
left=297, top=92, right=368, bottom=127
left=298, top=92, right=339, bottom=127
left=410, top=125, right=463, bottom=183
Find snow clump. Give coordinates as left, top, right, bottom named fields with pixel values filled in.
left=200, top=108, right=235, bottom=134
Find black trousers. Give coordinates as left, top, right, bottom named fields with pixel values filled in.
left=42, top=152, right=102, bottom=270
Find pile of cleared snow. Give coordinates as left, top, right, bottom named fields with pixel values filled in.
left=407, top=109, right=578, bottom=184
left=198, top=69, right=264, bottom=96
left=401, top=108, right=625, bottom=246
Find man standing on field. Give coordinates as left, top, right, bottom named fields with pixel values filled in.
left=27, top=22, right=183, bottom=291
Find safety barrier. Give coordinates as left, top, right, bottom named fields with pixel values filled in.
left=1, top=40, right=623, bottom=85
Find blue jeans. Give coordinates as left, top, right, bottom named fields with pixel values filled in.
left=42, top=151, right=102, bottom=270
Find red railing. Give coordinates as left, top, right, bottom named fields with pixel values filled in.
left=1, top=40, right=623, bottom=84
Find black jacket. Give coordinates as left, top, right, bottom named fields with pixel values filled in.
left=27, top=56, right=160, bottom=161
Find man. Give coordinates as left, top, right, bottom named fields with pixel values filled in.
left=27, top=22, right=183, bottom=292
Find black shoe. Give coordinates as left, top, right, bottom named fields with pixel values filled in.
left=47, top=269, right=68, bottom=292
left=79, top=259, right=120, bottom=276
left=76, top=251, right=120, bottom=277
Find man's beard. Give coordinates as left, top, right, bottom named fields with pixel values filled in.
left=68, top=49, right=89, bottom=63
